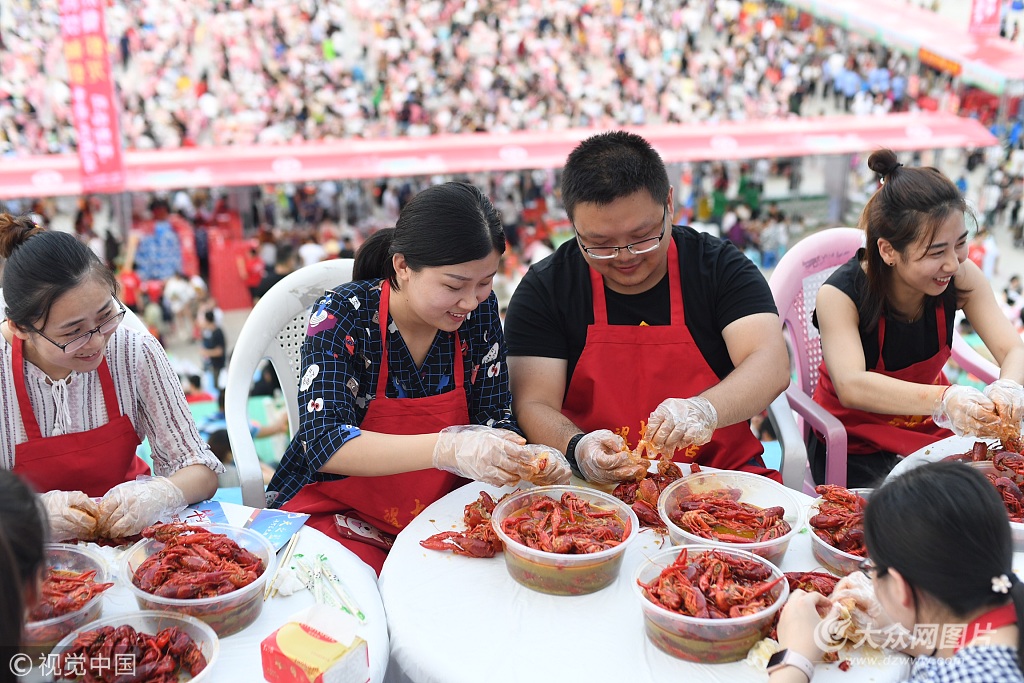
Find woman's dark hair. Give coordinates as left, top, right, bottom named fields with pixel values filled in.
left=560, top=131, right=670, bottom=221
left=865, top=461, right=1024, bottom=671
left=352, top=182, right=506, bottom=287
left=0, top=471, right=47, bottom=647
left=0, top=214, right=118, bottom=329
left=858, top=149, right=971, bottom=329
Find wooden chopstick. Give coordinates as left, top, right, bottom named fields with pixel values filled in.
left=264, top=530, right=301, bottom=601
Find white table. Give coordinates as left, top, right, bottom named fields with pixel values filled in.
left=378, top=481, right=911, bottom=683
left=30, top=525, right=388, bottom=683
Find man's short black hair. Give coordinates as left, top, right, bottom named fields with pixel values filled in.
left=560, top=131, right=670, bottom=221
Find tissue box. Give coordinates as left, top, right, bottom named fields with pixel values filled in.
left=262, top=605, right=369, bottom=683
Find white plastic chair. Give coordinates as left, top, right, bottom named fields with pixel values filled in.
left=769, top=227, right=999, bottom=489
left=224, top=259, right=355, bottom=508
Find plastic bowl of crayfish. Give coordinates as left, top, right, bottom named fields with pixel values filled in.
left=963, top=459, right=1024, bottom=552
left=489, top=485, right=640, bottom=596
left=50, top=610, right=218, bottom=683
left=22, top=543, right=112, bottom=651
left=657, top=471, right=803, bottom=566
left=121, top=523, right=276, bottom=637
left=807, top=486, right=872, bottom=577
left=633, top=545, right=789, bottom=663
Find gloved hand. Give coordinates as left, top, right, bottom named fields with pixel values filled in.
left=933, top=385, right=1000, bottom=437
left=432, top=425, right=532, bottom=487
left=645, top=397, right=719, bottom=455
left=41, top=490, right=100, bottom=541
left=984, top=379, right=1024, bottom=431
left=97, top=477, right=188, bottom=538
left=575, top=430, right=649, bottom=484
left=513, top=444, right=573, bottom=486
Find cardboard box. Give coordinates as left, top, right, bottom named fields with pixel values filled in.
left=262, top=605, right=369, bottom=683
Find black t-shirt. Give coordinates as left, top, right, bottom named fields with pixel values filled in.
left=813, top=253, right=956, bottom=371
left=505, top=225, right=778, bottom=388
left=202, top=327, right=226, bottom=371
left=254, top=271, right=288, bottom=299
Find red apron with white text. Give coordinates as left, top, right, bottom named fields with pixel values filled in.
left=282, top=280, right=468, bottom=573
left=813, top=303, right=951, bottom=455
left=561, top=240, right=778, bottom=481
left=11, top=336, right=148, bottom=497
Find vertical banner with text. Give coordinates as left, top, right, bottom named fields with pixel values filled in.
left=60, top=0, right=125, bottom=194
left=969, top=0, right=1001, bottom=36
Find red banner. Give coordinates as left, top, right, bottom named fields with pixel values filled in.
left=60, top=0, right=125, bottom=194
left=969, top=0, right=1001, bottom=36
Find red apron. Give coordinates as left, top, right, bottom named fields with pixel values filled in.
left=11, top=336, right=148, bottom=497
left=282, top=280, right=469, bottom=573
left=561, top=240, right=777, bottom=481
left=813, top=301, right=951, bottom=455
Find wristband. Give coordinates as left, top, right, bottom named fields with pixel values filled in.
left=564, top=433, right=585, bottom=479
left=766, top=649, right=815, bottom=681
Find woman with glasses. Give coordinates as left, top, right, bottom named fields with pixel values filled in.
left=810, top=149, right=1024, bottom=488
left=504, top=131, right=789, bottom=484
left=0, top=214, right=222, bottom=542
left=771, top=461, right=1024, bottom=682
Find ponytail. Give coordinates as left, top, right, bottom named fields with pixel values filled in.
left=353, top=228, right=397, bottom=283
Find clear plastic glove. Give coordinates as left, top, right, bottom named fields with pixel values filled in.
left=513, top=444, right=572, bottom=486
left=41, top=490, right=100, bottom=541
left=97, top=477, right=187, bottom=538
left=776, top=589, right=830, bottom=662
left=432, top=425, right=531, bottom=487
left=575, top=430, right=649, bottom=484
left=984, top=379, right=1024, bottom=432
left=645, top=397, right=719, bottom=454
left=933, top=385, right=1000, bottom=437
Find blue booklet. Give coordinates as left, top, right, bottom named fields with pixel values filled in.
left=177, top=501, right=309, bottom=551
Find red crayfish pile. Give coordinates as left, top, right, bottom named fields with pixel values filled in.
left=665, top=487, right=791, bottom=543
left=809, top=485, right=868, bottom=557
left=983, top=452, right=1024, bottom=522
left=132, top=523, right=265, bottom=599
left=499, top=491, right=628, bottom=554
left=639, top=547, right=784, bottom=618
left=420, top=491, right=506, bottom=558
left=56, top=624, right=206, bottom=682
left=612, top=460, right=685, bottom=529
left=28, top=568, right=114, bottom=622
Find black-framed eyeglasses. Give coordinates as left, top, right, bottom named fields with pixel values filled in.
left=574, top=205, right=668, bottom=260
left=858, top=558, right=887, bottom=579
left=29, top=299, right=127, bottom=354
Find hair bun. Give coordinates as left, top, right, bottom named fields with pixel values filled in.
left=0, top=214, right=43, bottom=260
left=867, top=149, right=902, bottom=177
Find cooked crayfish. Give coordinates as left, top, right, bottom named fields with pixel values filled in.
left=500, top=491, right=627, bottom=554
left=133, top=523, right=265, bottom=599
left=808, top=484, right=868, bottom=557
left=56, top=624, right=207, bottom=682
left=784, top=571, right=841, bottom=596
left=639, top=547, right=784, bottom=619
left=665, top=487, right=791, bottom=543
left=28, top=568, right=114, bottom=622
left=420, top=491, right=505, bottom=558
left=612, top=459, right=684, bottom=529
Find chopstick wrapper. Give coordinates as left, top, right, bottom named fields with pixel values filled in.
left=261, top=604, right=369, bottom=683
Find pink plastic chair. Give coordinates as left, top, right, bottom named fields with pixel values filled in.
left=769, top=227, right=1000, bottom=489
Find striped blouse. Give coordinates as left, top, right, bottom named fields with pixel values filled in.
left=0, top=325, right=223, bottom=479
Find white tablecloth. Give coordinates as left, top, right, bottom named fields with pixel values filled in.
left=29, top=526, right=389, bottom=683
left=378, top=482, right=912, bottom=683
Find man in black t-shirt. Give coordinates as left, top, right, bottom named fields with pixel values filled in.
left=199, top=310, right=226, bottom=391
left=504, top=131, right=789, bottom=484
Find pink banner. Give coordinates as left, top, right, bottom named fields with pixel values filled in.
left=969, top=0, right=1001, bottom=36
left=60, top=0, right=125, bottom=194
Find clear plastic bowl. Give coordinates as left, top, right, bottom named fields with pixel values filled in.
left=967, top=461, right=1024, bottom=552
left=51, top=610, right=219, bottom=683
left=23, top=543, right=109, bottom=649
left=121, top=524, right=276, bottom=637
left=807, top=487, right=872, bottom=576
left=490, top=485, right=640, bottom=596
left=657, top=471, right=803, bottom=566
left=634, top=545, right=788, bottom=662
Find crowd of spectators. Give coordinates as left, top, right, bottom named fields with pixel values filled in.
left=0, top=0, right=971, bottom=156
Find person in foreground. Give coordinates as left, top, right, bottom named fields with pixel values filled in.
left=811, top=149, right=1024, bottom=487
left=772, top=461, right=1024, bottom=683
left=504, top=131, right=790, bottom=484
left=268, top=182, right=569, bottom=572
left=0, top=471, right=46, bottom=653
left=0, top=214, right=222, bottom=542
